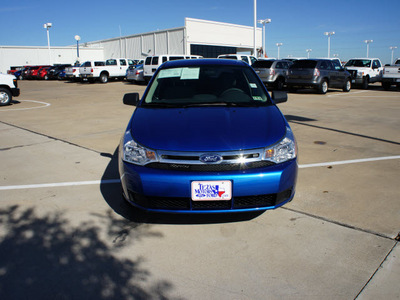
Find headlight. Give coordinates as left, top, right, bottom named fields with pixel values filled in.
left=122, top=131, right=157, bottom=165
left=263, top=127, right=297, bottom=164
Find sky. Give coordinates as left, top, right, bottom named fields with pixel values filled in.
left=1, top=0, right=399, bottom=64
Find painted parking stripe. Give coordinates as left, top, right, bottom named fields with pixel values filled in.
left=0, top=179, right=120, bottom=191
left=299, top=155, right=400, bottom=168
left=0, top=156, right=399, bottom=191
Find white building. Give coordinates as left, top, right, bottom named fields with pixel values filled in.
left=0, top=18, right=262, bottom=74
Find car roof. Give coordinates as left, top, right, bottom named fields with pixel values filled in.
left=161, top=58, right=248, bottom=69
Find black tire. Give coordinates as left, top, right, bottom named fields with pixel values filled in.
left=318, top=80, right=328, bottom=94
left=0, top=88, right=12, bottom=106
left=275, top=77, right=285, bottom=90
left=99, top=73, right=108, bottom=83
left=343, top=79, right=351, bottom=92
left=362, top=76, right=369, bottom=89
left=382, top=82, right=391, bottom=90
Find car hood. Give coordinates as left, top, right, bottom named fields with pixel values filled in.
left=129, top=106, right=287, bottom=151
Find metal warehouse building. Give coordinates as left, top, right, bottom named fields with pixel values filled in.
left=0, top=18, right=262, bottom=74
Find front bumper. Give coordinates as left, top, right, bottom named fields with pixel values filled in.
left=11, top=88, right=20, bottom=97
left=119, top=158, right=298, bottom=213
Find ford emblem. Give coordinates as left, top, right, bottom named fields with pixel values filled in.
left=199, top=154, right=223, bottom=164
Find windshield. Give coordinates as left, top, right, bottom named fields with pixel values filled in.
left=143, top=65, right=270, bottom=107
left=345, top=59, right=371, bottom=67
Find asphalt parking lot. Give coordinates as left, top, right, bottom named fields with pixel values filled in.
left=0, top=79, right=399, bottom=299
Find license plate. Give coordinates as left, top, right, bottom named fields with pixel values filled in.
left=191, top=181, right=232, bottom=201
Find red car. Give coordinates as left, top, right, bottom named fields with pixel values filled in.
left=38, top=67, right=52, bottom=80
left=27, top=65, right=50, bottom=79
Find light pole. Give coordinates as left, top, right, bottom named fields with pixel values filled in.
left=364, top=40, right=373, bottom=58
left=43, top=22, right=52, bottom=64
left=74, top=35, right=81, bottom=61
left=253, top=0, right=257, bottom=56
left=306, top=49, right=312, bottom=58
left=324, top=31, right=335, bottom=58
left=276, top=43, right=283, bottom=59
left=258, top=18, right=271, bottom=58
left=389, top=46, right=397, bottom=63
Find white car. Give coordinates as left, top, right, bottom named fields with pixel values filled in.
left=344, top=58, right=383, bottom=89
left=0, top=73, right=20, bottom=106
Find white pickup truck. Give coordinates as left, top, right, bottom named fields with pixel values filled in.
left=65, top=64, right=82, bottom=82
left=344, top=58, right=383, bottom=89
left=382, top=58, right=400, bottom=90
left=0, top=73, right=20, bottom=106
left=80, top=58, right=135, bottom=83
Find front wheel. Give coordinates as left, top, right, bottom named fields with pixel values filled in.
left=0, top=88, right=12, bottom=106
left=362, top=77, right=369, bottom=89
left=318, top=80, right=328, bottom=94
left=343, top=79, right=351, bottom=92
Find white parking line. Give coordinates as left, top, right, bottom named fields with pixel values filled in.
left=0, top=155, right=399, bottom=191
left=0, top=100, right=51, bottom=111
left=299, top=155, right=400, bottom=168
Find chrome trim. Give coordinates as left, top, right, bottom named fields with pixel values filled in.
left=156, top=148, right=265, bottom=165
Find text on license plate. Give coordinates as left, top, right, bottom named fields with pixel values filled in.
left=191, top=181, right=232, bottom=201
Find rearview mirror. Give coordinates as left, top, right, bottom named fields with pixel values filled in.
left=123, top=93, right=140, bottom=106
left=271, top=91, right=287, bottom=104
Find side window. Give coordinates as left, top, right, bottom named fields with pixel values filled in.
left=152, top=57, right=159, bottom=65
left=250, top=57, right=257, bottom=65
left=94, top=62, right=105, bottom=66
left=128, top=59, right=134, bottom=66
left=145, top=57, right=152, bottom=65
left=241, top=56, right=250, bottom=64
left=332, top=60, right=341, bottom=70
left=106, top=59, right=117, bottom=66
left=120, top=59, right=127, bottom=66
left=162, top=57, right=168, bottom=63
left=319, top=61, right=327, bottom=70
left=373, top=60, right=381, bottom=68
left=326, top=61, right=333, bottom=70
left=276, top=62, right=283, bottom=69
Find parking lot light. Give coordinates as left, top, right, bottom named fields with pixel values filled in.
left=75, top=35, right=81, bottom=60
left=306, top=49, right=312, bottom=58
left=364, top=40, right=373, bottom=58
left=324, top=31, right=335, bottom=58
left=43, top=23, right=52, bottom=64
left=389, top=46, right=397, bottom=63
left=258, top=18, right=271, bottom=58
left=276, top=43, right=283, bottom=59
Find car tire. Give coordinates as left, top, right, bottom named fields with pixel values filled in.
left=318, top=80, right=328, bottom=94
left=99, top=73, right=108, bottom=83
left=382, top=82, right=391, bottom=90
left=343, top=79, right=351, bottom=92
left=362, top=77, right=369, bottom=89
left=0, top=88, right=12, bottom=106
left=275, top=77, right=285, bottom=90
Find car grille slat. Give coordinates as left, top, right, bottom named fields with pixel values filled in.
left=128, top=189, right=292, bottom=211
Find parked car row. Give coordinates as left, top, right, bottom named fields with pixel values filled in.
left=14, top=64, right=72, bottom=80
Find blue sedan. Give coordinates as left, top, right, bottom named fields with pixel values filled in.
left=119, top=59, right=297, bottom=213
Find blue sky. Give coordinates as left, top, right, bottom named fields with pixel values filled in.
left=1, top=0, right=399, bottom=64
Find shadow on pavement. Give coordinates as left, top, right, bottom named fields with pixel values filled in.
left=0, top=205, right=182, bottom=300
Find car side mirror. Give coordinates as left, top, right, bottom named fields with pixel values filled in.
left=123, top=93, right=140, bottom=106
left=271, top=91, right=287, bottom=104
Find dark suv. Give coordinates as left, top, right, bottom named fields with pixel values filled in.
left=287, top=59, right=351, bottom=94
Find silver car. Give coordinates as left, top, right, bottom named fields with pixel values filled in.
left=252, top=59, right=292, bottom=90
left=126, top=64, right=144, bottom=84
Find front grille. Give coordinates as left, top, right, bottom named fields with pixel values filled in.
left=146, top=161, right=275, bottom=172
left=128, top=188, right=292, bottom=211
